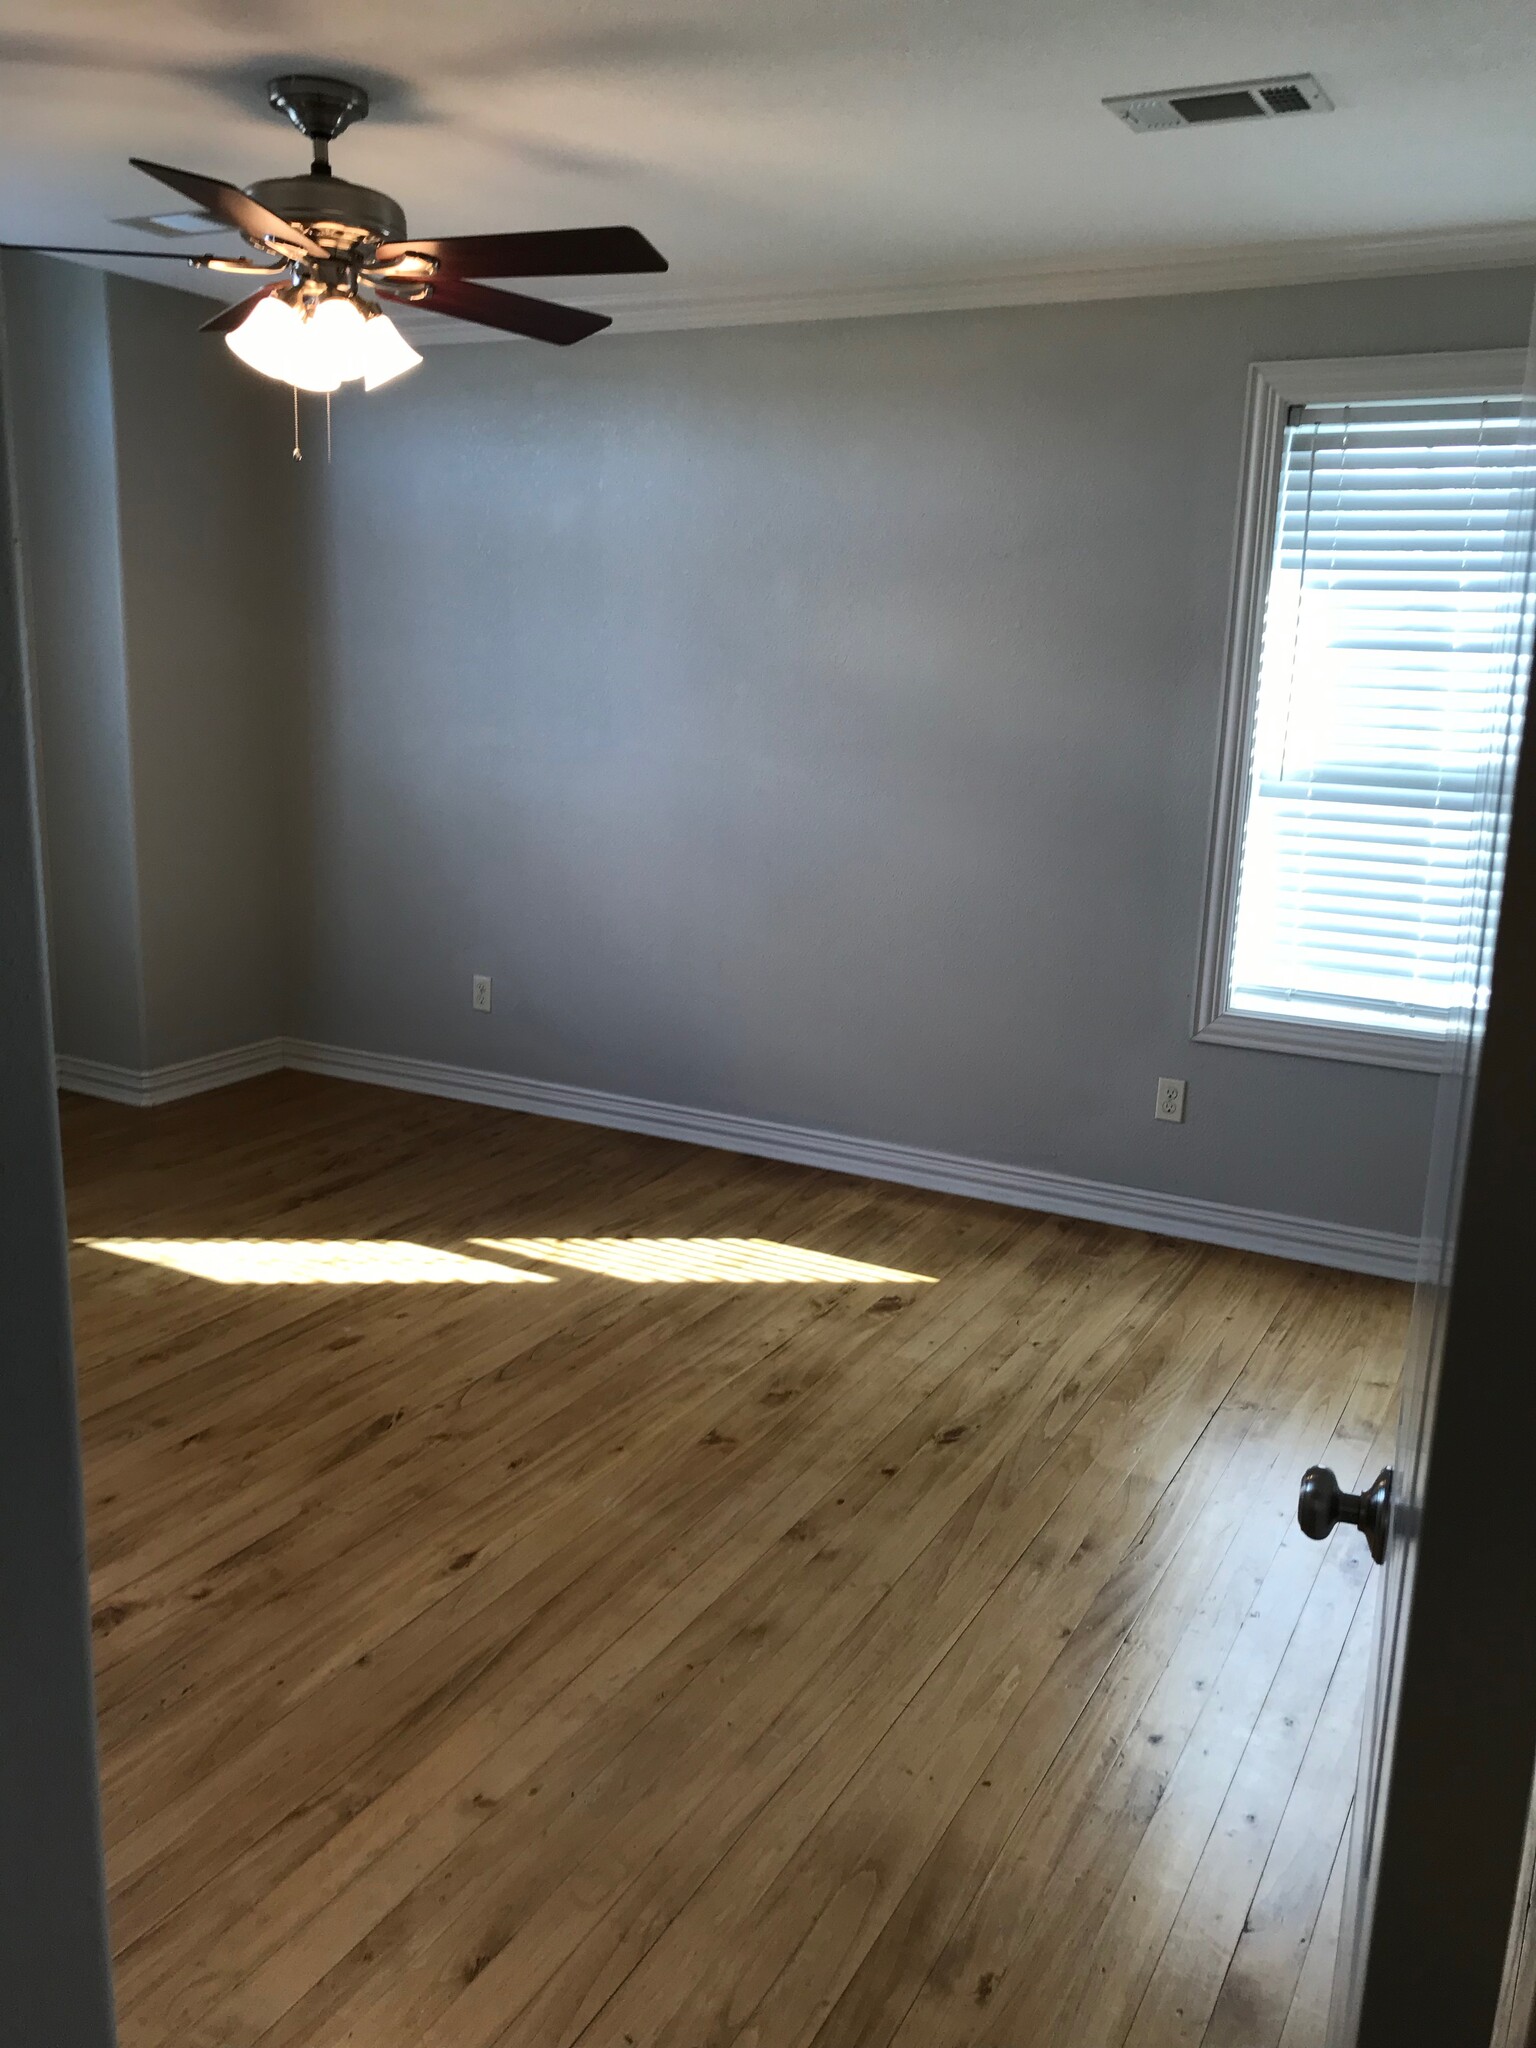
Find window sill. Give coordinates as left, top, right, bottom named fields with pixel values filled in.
left=1194, top=1009, right=1451, bottom=1074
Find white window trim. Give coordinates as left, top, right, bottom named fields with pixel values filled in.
left=1193, top=348, right=1529, bottom=1073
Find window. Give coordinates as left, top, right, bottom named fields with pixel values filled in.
left=1196, top=352, right=1533, bottom=1070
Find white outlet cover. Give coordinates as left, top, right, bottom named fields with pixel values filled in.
left=472, top=974, right=492, bottom=1013
left=1155, top=1076, right=1187, bottom=1123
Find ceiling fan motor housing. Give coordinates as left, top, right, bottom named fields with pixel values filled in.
left=251, top=75, right=404, bottom=250
left=242, top=175, right=407, bottom=250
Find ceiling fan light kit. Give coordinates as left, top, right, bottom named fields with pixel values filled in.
left=9, top=69, right=669, bottom=415
left=224, top=290, right=422, bottom=394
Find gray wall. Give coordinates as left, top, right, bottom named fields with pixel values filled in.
left=0, top=283, right=118, bottom=2047
left=2, top=258, right=298, bottom=1072
left=3, top=255, right=144, bottom=1070
left=296, top=266, right=1536, bottom=1237
left=8, top=257, right=1531, bottom=1235
left=106, top=273, right=296, bottom=1065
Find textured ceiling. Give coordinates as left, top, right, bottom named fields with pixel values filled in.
left=3, top=0, right=1535, bottom=329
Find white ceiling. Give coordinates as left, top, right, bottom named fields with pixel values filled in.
left=3, top=0, right=1536, bottom=332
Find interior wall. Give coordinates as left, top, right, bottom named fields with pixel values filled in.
left=105, top=273, right=299, bottom=1066
left=1, top=257, right=300, bottom=1073
left=296, top=265, right=1536, bottom=1238
left=10, top=256, right=1532, bottom=1237
left=2, top=253, right=144, bottom=1071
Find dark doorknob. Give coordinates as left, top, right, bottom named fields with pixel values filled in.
left=1298, top=1465, right=1393, bottom=1566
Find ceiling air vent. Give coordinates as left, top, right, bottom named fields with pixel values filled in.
left=1104, top=74, right=1332, bottom=134
left=111, top=210, right=230, bottom=238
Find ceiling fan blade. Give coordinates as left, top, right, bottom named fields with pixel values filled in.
left=199, top=283, right=281, bottom=335
left=0, top=243, right=217, bottom=260
left=130, top=158, right=326, bottom=261
left=376, top=275, right=611, bottom=346
left=371, top=225, right=666, bottom=279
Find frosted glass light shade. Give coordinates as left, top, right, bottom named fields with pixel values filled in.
left=360, top=312, right=423, bottom=390
left=225, top=295, right=315, bottom=386
left=303, top=296, right=369, bottom=388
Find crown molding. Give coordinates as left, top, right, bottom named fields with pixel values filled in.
left=391, top=218, right=1536, bottom=347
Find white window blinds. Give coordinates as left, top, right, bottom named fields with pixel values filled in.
left=1226, top=391, right=1531, bottom=1039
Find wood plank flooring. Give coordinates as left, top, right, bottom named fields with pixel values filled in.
left=59, top=1073, right=1409, bottom=2048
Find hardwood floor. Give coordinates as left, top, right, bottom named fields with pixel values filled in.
left=60, top=1072, right=1409, bottom=2048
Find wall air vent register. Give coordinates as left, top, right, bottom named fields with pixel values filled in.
left=1104, top=74, right=1333, bottom=133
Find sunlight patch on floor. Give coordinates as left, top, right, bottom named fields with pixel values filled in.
left=472, top=1236, right=937, bottom=1285
left=77, top=1239, right=556, bottom=1285
left=76, top=1235, right=936, bottom=1288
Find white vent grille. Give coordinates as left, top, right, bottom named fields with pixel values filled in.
left=1104, top=74, right=1332, bottom=134
left=111, top=210, right=230, bottom=239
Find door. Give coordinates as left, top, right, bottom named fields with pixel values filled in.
left=1315, top=309, right=1536, bottom=2043
left=0, top=320, right=118, bottom=2038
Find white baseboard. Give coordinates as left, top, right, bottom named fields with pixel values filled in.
left=55, top=1039, right=287, bottom=1108
left=54, top=1033, right=1418, bottom=1279
left=283, top=1039, right=1419, bottom=1281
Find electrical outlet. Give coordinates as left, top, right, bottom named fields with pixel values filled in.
left=1155, top=1076, right=1187, bottom=1123
left=472, top=974, right=492, bottom=1014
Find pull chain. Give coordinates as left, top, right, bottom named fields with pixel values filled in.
left=291, top=385, right=302, bottom=463
left=325, top=388, right=332, bottom=464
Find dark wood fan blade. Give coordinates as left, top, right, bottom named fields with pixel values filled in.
left=130, top=159, right=327, bottom=260
left=371, top=225, right=666, bottom=278
left=200, top=283, right=281, bottom=335
left=375, top=276, right=611, bottom=346
left=0, top=244, right=214, bottom=260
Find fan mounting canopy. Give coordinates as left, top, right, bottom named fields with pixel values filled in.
left=267, top=75, right=370, bottom=147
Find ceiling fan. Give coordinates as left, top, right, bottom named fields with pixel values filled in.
left=9, top=73, right=668, bottom=395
